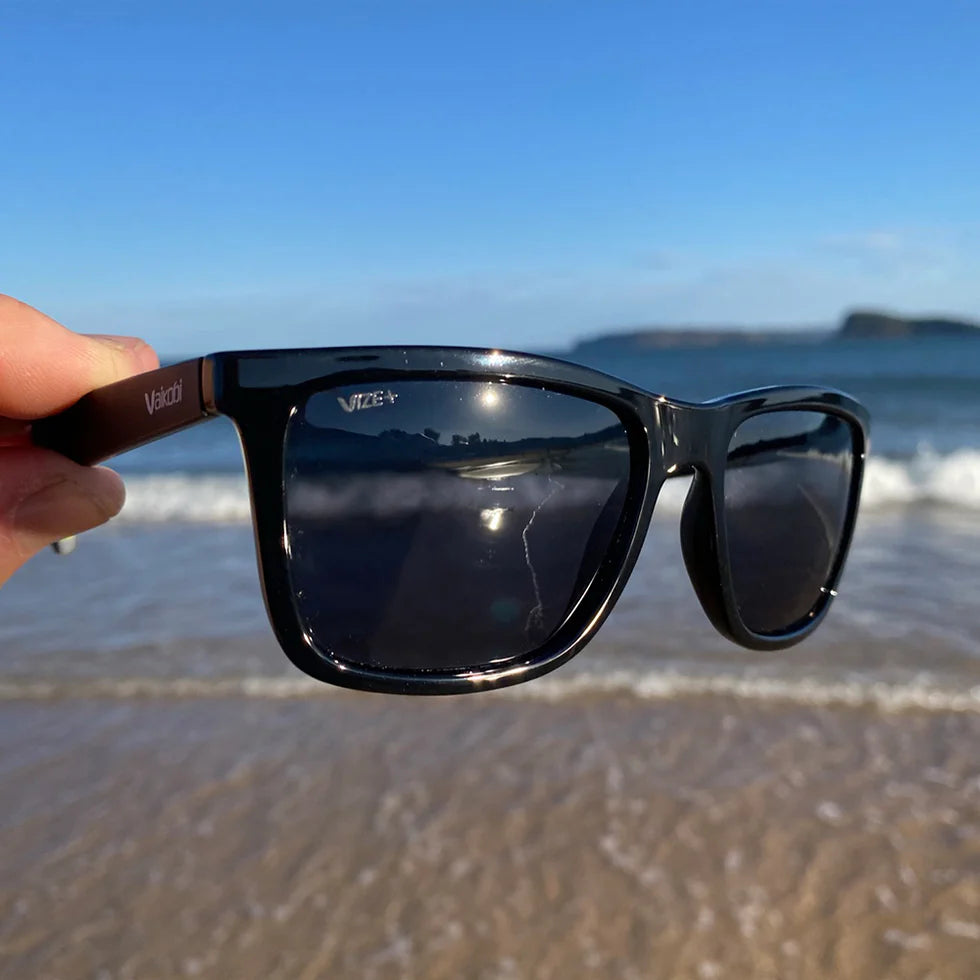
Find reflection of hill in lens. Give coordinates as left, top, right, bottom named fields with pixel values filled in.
left=288, top=423, right=628, bottom=476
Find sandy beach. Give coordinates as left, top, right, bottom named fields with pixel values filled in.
left=2, top=689, right=979, bottom=979
left=1, top=335, right=978, bottom=979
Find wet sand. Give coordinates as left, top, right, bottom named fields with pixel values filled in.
left=2, top=692, right=980, bottom=979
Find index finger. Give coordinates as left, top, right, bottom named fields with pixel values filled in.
left=0, top=294, right=159, bottom=419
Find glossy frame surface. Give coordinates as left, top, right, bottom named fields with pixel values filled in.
left=33, top=346, right=870, bottom=695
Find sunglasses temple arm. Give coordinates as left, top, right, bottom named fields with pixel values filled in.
left=31, top=358, right=215, bottom=467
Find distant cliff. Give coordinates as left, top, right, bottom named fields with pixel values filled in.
left=568, top=309, right=980, bottom=355
left=838, top=310, right=980, bottom=339
left=570, top=326, right=827, bottom=356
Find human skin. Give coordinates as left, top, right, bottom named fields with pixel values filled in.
left=0, top=294, right=158, bottom=585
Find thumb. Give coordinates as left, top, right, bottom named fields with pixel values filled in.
left=0, top=448, right=126, bottom=585
left=0, top=294, right=159, bottom=419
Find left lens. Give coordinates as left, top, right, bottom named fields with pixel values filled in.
left=283, top=380, right=632, bottom=672
left=724, top=410, right=856, bottom=635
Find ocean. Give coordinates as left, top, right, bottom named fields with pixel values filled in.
left=2, top=334, right=979, bottom=978
left=2, top=334, right=978, bottom=705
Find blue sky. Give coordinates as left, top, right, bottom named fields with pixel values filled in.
left=2, top=0, right=978, bottom=354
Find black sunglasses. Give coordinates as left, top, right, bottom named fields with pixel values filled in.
left=33, top=347, right=869, bottom=695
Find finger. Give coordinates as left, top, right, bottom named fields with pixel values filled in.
left=0, top=447, right=126, bottom=586
left=0, top=294, right=159, bottom=419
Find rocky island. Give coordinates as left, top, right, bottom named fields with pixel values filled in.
left=837, top=310, right=980, bottom=339
left=568, top=309, right=980, bottom=355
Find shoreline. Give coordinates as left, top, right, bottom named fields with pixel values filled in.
left=2, top=664, right=980, bottom=715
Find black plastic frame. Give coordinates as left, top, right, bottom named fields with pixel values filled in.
left=33, top=346, right=870, bottom=695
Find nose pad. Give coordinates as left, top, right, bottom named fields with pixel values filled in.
left=679, top=470, right=732, bottom=639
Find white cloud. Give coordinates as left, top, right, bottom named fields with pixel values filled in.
left=813, top=226, right=967, bottom=279
left=50, top=227, right=980, bottom=354
left=819, top=230, right=907, bottom=255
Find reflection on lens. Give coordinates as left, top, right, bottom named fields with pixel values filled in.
left=284, top=380, right=632, bottom=671
left=480, top=384, right=501, bottom=409
left=479, top=507, right=506, bottom=532
left=725, top=410, right=855, bottom=635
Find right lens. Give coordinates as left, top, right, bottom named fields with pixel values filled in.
left=724, top=410, right=856, bottom=635
left=283, top=380, right=632, bottom=672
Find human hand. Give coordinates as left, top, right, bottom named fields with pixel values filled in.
left=0, top=294, right=159, bottom=586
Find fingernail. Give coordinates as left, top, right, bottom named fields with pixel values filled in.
left=12, top=469, right=126, bottom=544
left=90, top=333, right=146, bottom=353
left=88, top=334, right=159, bottom=373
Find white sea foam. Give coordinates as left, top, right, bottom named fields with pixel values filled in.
left=3, top=668, right=980, bottom=713
left=114, top=449, right=980, bottom=524
left=860, top=449, right=980, bottom=510
left=658, top=450, right=980, bottom=513
left=118, top=475, right=252, bottom=523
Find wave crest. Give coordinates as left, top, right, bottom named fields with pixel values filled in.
left=115, top=449, right=980, bottom=524
left=861, top=449, right=980, bottom=510
left=119, top=476, right=252, bottom=523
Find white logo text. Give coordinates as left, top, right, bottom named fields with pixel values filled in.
left=145, top=379, right=184, bottom=416
left=337, top=389, right=399, bottom=413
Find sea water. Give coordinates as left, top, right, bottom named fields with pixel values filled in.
left=2, top=334, right=978, bottom=709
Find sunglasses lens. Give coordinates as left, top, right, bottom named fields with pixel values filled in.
left=283, top=380, right=632, bottom=671
left=724, top=410, right=856, bottom=635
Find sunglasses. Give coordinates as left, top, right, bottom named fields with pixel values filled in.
left=34, top=347, right=869, bottom=695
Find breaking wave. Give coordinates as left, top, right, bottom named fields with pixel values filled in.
left=860, top=449, right=980, bottom=510
left=114, top=449, right=980, bottom=524
left=119, top=476, right=252, bottom=523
